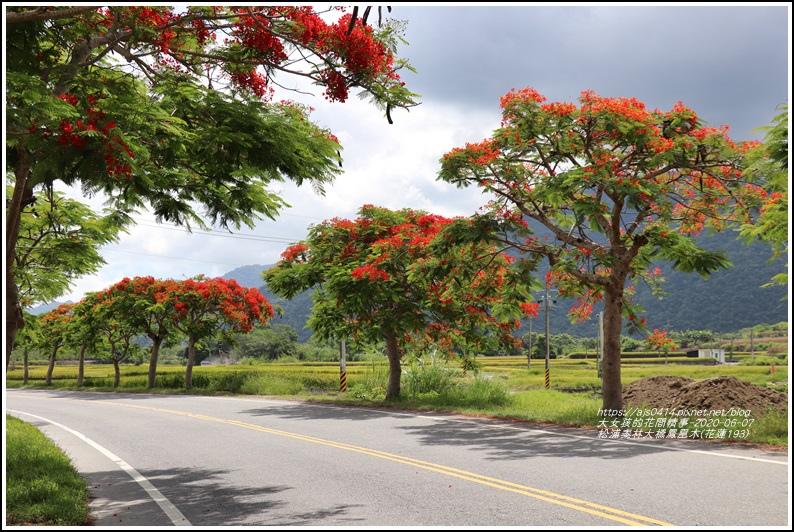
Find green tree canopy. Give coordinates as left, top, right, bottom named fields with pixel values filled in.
left=9, top=187, right=129, bottom=310
left=740, top=103, right=788, bottom=289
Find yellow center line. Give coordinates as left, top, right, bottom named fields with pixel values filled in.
left=9, top=394, right=674, bottom=526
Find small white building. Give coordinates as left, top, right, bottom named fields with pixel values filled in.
left=686, top=348, right=725, bottom=364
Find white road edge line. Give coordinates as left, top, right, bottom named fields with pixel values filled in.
left=7, top=409, right=192, bottom=526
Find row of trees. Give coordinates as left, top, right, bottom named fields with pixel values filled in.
left=16, top=276, right=273, bottom=389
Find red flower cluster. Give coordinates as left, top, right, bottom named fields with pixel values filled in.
left=281, top=244, right=309, bottom=262
left=39, top=93, right=134, bottom=179
left=541, top=102, right=577, bottom=116
left=129, top=7, right=177, bottom=55
left=579, top=90, right=652, bottom=124
left=645, top=329, right=677, bottom=351
left=500, top=87, right=546, bottom=109
left=520, top=302, right=540, bottom=318
left=318, top=68, right=349, bottom=103
left=228, top=70, right=273, bottom=100
left=351, top=264, right=390, bottom=282
left=231, top=13, right=288, bottom=65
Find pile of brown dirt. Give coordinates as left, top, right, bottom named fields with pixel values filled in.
left=623, top=376, right=695, bottom=411
left=623, top=375, right=787, bottom=416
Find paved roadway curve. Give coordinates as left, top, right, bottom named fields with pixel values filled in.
left=5, top=389, right=790, bottom=527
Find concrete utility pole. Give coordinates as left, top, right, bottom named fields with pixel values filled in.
left=544, top=283, right=551, bottom=389
left=750, top=329, right=755, bottom=360
left=527, top=317, right=532, bottom=369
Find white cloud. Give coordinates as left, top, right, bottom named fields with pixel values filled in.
left=58, top=96, right=501, bottom=301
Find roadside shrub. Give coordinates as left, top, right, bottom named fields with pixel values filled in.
left=349, top=359, right=388, bottom=401
left=446, top=374, right=512, bottom=408
left=154, top=373, right=186, bottom=389
left=751, top=407, right=789, bottom=445
left=206, top=371, right=257, bottom=393
left=402, top=353, right=459, bottom=397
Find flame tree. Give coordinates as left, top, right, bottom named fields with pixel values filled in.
left=99, top=276, right=177, bottom=389
left=263, top=205, right=538, bottom=400
left=37, top=303, right=76, bottom=386
left=6, top=5, right=419, bottom=362
left=158, top=276, right=274, bottom=389
left=67, top=292, right=108, bottom=387
left=438, top=87, right=766, bottom=411
left=91, top=293, right=140, bottom=388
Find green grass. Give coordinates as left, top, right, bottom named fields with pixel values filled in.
left=5, top=415, right=93, bottom=526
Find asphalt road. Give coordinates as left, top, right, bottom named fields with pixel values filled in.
left=5, top=389, right=790, bottom=527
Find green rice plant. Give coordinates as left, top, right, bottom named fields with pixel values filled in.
left=5, top=415, right=92, bottom=525
left=298, top=373, right=337, bottom=392
left=239, top=373, right=306, bottom=396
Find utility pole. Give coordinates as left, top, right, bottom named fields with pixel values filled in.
left=750, top=329, right=755, bottom=360
left=544, top=283, right=551, bottom=389
left=527, top=317, right=533, bottom=369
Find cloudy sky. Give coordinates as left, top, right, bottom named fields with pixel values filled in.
left=56, top=3, right=790, bottom=302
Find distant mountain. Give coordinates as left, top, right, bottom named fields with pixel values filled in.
left=516, top=228, right=787, bottom=337
left=222, top=265, right=269, bottom=290
left=28, top=300, right=75, bottom=315
left=222, top=265, right=315, bottom=342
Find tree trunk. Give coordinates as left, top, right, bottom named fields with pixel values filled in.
left=147, top=335, right=164, bottom=389
left=77, top=341, right=87, bottom=387
left=185, top=336, right=196, bottom=390
left=45, top=344, right=60, bottom=386
left=113, top=359, right=121, bottom=388
left=5, top=153, right=34, bottom=368
left=23, top=347, right=29, bottom=385
left=601, top=282, right=625, bottom=411
left=383, top=329, right=402, bottom=401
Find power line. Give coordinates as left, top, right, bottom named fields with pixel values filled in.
left=102, top=248, right=256, bottom=267
left=129, top=218, right=302, bottom=244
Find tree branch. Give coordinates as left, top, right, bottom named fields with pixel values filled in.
left=6, top=6, right=98, bottom=24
